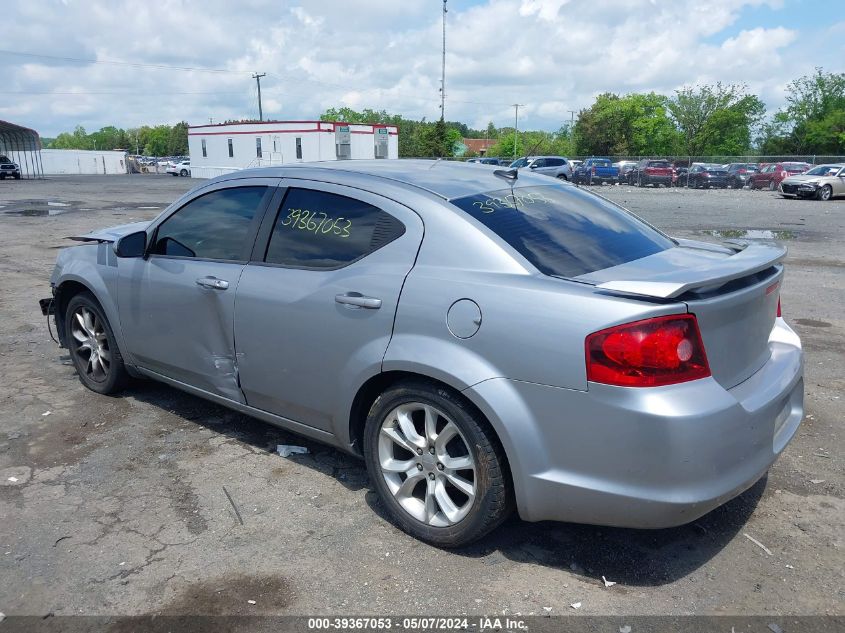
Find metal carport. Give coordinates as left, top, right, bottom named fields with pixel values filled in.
left=0, top=120, right=44, bottom=179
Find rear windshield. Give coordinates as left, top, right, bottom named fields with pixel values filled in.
left=647, top=160, right=671, bottom=168
left=450, top=185, right=673, bottom=278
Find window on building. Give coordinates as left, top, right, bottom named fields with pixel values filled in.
left=152, top=186, right=268, bottom=261
left=256, top=137, right=262, bottom=158
left=264, top=188, right=405, bottom=269
left=228, top=138, right=234, bottom=158
left=201, top=138, right=207, bottom=158
left=295, top=137, right=303, bottom=160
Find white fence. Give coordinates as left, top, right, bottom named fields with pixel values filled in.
left=40, top=150, right=128, bottom=175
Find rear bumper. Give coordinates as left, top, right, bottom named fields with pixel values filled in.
left=643, top=174, right=672, bottom=185
left=465, top=318, right=803, bottom=528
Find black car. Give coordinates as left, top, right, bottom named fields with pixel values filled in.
left=0, top=155, right=22, bottom=179
left=725, top=163, right=759, bottom=189
left=686, top=163, right=729, bottom=189
left=615, top=161, right=637, bottom=184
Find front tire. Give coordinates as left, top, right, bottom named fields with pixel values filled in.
left=363, top=381, right=512, bottom=547
left=65, top=292, right=129, bottom=394
left=817, top=185, right=832, bottom=201
left=180, top=169, right=188, bottom=177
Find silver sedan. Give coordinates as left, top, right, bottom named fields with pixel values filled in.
left=43, top=161, right=804, bottom=546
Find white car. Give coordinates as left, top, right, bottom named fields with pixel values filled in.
left=166, top=160, right=191, bottom=177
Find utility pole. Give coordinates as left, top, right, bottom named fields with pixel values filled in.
left=567, top=110, right=576, bottom=128
left=512, top=104, right=525, bottom=160
left=252, top=72, right=266, bottom=121
left=439, top=0, right=447, bottom=121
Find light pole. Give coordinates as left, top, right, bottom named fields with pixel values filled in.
left=439, top=0, right=447, bottom=121
left=512, top=104, right=525, bottom=160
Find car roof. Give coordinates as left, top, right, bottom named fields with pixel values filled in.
left=224, top=159, right=559, bottom=200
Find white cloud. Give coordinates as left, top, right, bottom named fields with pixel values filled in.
left=0, top=0, right=837, bottom=136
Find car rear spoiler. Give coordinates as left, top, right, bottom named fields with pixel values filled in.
left=67, top=221, right=150, bottom=244
left=595, top=241, right=786, bottom=299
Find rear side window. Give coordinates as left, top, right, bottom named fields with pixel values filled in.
left=450, top=185, right=672, bottom=278
left=264, top=188, right=405, bottom=269
left=152, top=186, right=267, bottom=260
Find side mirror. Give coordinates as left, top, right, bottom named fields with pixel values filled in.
left=528, top=163, right=538, bottom=169
left=115, top=230, right=147, bottom=258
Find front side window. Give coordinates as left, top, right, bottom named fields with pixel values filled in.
left=450, top=185, right=672, bottom=278
left=264, top=188, right=405, bottom=269
left=228, top=138, right=234, bottom=158
left=152, top=186, right=267, bottom=261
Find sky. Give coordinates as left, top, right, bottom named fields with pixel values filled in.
left=1, top=0, right=843, bottom=137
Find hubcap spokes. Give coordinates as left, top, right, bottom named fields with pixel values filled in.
left=70, top=307, right=111, bottom=382
left=378, top=403, right=476, bottom=527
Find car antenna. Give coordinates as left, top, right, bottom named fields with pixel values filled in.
left=429, top=158, right=442, bottom=169
left=493, top=168, right=518, bottom=183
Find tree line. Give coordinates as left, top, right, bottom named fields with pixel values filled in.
left=43, top=68, right=843, bottom=159
left=45, top=122, right=189, bottom=156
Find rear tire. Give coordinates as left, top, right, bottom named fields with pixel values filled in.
left=769, top=180, right=776, bottom=191
left=180, top=169, right=188, bottom=177
left=363, top=380, right=512, bottom=547
left=65, top=292, right=129, bottom=395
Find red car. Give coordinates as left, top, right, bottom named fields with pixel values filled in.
left=748, top=162, right=811, bottom=190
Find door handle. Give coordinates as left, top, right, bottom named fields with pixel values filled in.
left=335, top=292, right=381, bottom=309
left=196, top=276, right=229, bottom=290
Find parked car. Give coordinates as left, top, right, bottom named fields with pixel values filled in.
left=509, top=156, right=573, bottom=180
left=614, top=160, right=637, bottom=184
left=672, top=166, right=690, bottom=187
left=725, top=163, right=759, bottom=189
left=686, top=163, right=729, bottom=189
left=748, top=162, right=811, bottom=191
left=0, top=154, right=22, bottom=179
left=465, top=157, right=501, bottom=166
left=569, top=159, right=583, bottom=170
left=779, top=163, right=845, bottom=201
left=166, top=160, right=191, bottom=177
left=42, top=161, right=803, bottom=547
left=572, top=158, right=619, bottom=185
left=629, top=159, right=673, bottom=187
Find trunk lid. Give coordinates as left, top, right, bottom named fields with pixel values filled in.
left=577, top=239, right=784, bottom=389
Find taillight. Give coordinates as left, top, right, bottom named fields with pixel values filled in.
left=585, top=315, right=711, bottom=387
left=777, top=297, right=782, bottom=318
left=702, top=171, right=710, bottom=177
left=738, top=169, right=746, bottom=174
left=591, top=166, right=597, bottom=174
left=780, top=171, right=787, bottom=178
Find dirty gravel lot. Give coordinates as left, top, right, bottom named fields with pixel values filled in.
left=0, top=175, right=842, bottom=618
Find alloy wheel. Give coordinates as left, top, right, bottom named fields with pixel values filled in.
left=377, top=402, right=476, bottom=527
left=70, top=306, right=111, bottom=382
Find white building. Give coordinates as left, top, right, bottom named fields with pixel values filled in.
left=187, top=120, right=399, bottom=179
left=40, top=149, right=128, bottom=175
